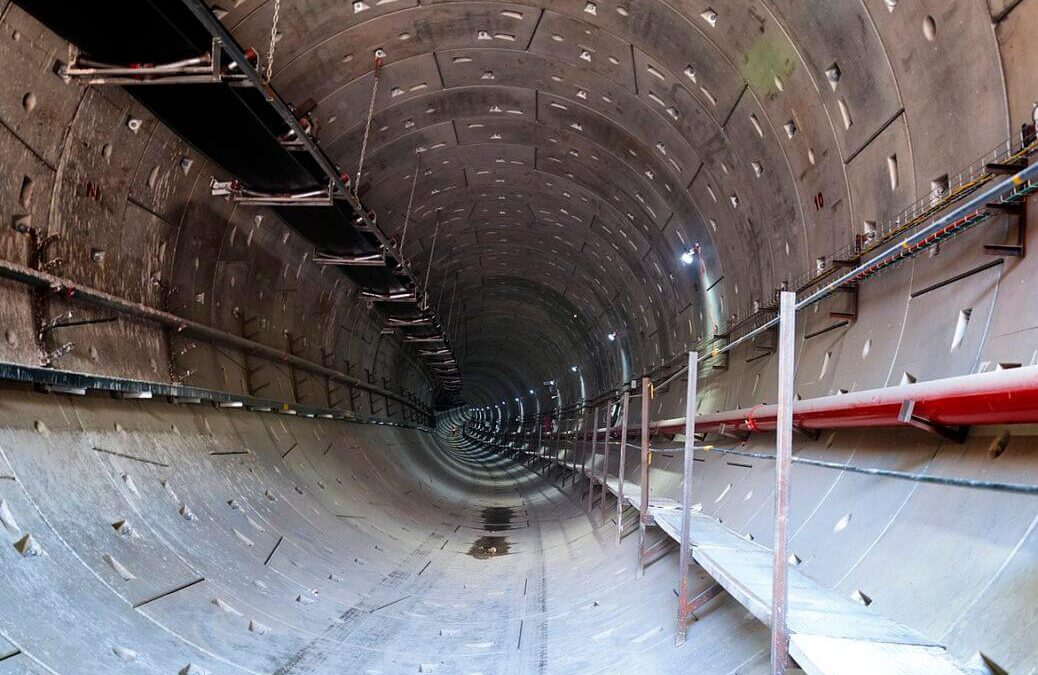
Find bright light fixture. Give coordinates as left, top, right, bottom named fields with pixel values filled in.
left=680, top=249, right=696, bottom=265
left=570, top=365, right=578, bottom=372
left=607, top=332, right=616, bottom=341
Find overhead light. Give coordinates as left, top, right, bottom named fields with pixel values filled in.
left=529, top=389, right=535, bottom=394
left=570, top=365, right=578, bottom=372
left=681, top=242, right=702, bottom=265
left=607, top=332, right=616, bottom=341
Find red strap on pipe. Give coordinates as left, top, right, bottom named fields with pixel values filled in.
left=745, top=403, right=765, bottom=432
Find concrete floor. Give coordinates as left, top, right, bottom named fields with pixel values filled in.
left=0, top=387, right=773, bottom=674
left=2, top=383, right=1034, bottom=673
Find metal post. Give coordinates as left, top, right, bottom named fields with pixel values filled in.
left=573, top=407, right=589, bottom=487
left=537, top=414, right=544, bottom=463
left=556, top=407, right=564, bottom=475
left=585, top=406, right=600, bottom=512
left=552, top=405, right=560, bottom=463
left=600, top=399, right=613, bottom=524
left=615, top=390, right=631, bottom=546
left=552, top=405, right=560, bottom=467
left=579, top=407, right=588, bottom=487
left=539, top=409, right=548, bottom=467
left=771, top=292, right=796, bottom=674
left=636, top=375, right=651, bottom=580
left=566, top=409, right=575, bottom=484
left=676, top=351, right=698, bottom=645
left=571, top=413, right=579, bottom=475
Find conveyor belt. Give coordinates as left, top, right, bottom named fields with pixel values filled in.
left=12, top=0, right=396, bottom=263
left=13, top=0, right=461, bottom=388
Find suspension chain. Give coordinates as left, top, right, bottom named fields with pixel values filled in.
left=398, top=149, right=421, bottom=254
left=265, top=0, right=282, bottom=81
left=355, top=50, right=385, bottom=195
left=422, top=209, right=441, bottom=309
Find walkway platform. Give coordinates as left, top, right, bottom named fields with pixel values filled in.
left=649, top=508, right=970, bottom=675
left=542, top=455, right=680, bottom=511
left=557, top=456, right=971, bottom=675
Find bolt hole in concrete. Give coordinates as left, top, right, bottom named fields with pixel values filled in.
left=923, top=15, right=937, bottom=41
left=988, top=431, right=1011, bottom=459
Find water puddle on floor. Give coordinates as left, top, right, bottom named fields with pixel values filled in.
left=480, top=506, right=518, bottom=531
left=467, top=535, right=511, bottom=559
left=466, top=506, right=518, bottom=557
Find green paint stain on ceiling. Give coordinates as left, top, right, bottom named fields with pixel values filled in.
left=739, top=36, right=796, bottom=96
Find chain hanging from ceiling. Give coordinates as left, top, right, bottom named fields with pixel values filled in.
left=355, top=49, right=385, bottom=196
left=265, top=0, right=281, bottom=81
left=398, top=149, right=422, bottom=254
left=422, top=209, right=441, bottom=310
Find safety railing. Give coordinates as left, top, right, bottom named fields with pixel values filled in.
left=653, top=125, right=1038, bottom=387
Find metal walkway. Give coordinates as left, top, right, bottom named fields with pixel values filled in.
left=569, top=458, right=972, bottom=675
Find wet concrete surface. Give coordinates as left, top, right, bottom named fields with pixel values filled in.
left=467, top=535, right=512, bottom=559
left=467, top=507, right=518, bottom=558
left=480, top=505, right=526, bottom=531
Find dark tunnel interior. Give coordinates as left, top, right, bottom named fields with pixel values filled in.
left=0, top=0, right=1036, bottom=673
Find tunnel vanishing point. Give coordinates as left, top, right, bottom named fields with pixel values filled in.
left=0, top=0, right=1036, bottom=673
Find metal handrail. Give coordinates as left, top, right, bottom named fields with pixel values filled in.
left=653, top=161, right=1038, bottom=391
left=649, top=132, right=1038, bottom=390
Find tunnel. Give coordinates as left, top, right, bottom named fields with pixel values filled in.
left=0, top=0, right=1036, bottom=673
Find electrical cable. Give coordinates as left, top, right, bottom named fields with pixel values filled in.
left=696, top=443, right=1038, bottom=496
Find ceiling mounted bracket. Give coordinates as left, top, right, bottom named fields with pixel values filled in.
left=360, top=290, right=418, bottom=303
left=313, top=250, right=386, bottom=267
left=210, top=177, right=342, bottom=206
left=59, top=38, right=254, bottom=86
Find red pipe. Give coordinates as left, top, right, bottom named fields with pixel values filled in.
left=599, top=366, right=1038, bottom=438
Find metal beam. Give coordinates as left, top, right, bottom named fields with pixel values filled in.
left=599, top=399, right=613, bottom=524
left=770, top=291, right=796, bottom=674
left=585, top=405, right=600, bottom=512
left=636, top=375, right=650, bottom=580
left=676, top=351, right=698, bottom=645
left=314, top=251, right=386, bottom=267
left=0, top=361, right=429, bottom=430
left=614, top=390, right=630, bottom=546
left=0, top=257, right=427, bottom=414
